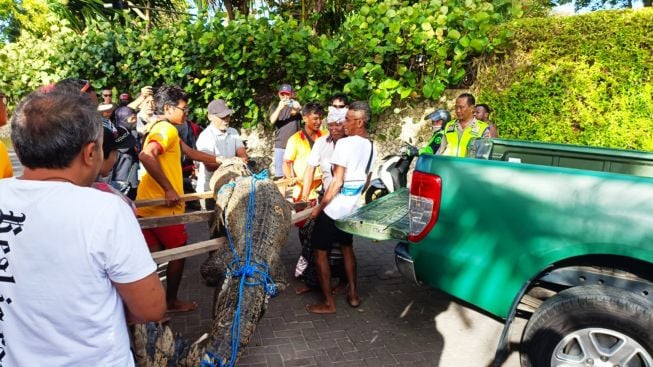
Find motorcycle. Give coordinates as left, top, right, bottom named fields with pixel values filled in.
left=364, top=142, right=418, bottom=204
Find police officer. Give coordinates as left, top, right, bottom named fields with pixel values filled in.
left=419, top=108, right=451, bottom=155
left=437, top=93, right=490, bottom=157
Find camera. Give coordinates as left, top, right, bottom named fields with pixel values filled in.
left=286, top=99, right=294, bottom=107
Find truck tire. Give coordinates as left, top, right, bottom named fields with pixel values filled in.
left=364, top=186, right=388, bottom=204
left=520, top=285, right=653, bottom=367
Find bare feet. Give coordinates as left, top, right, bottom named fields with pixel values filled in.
left=166, top=299, right=199, bottom=313
left=347, top=295, right=361, bottom=308
left=295, top=284, right=313, bottom=295
left=331, top=282, right=348, bottom=295
left=306, top=303, right=336, bottom=314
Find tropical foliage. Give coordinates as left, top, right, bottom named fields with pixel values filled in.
left=474, top=9, right=653, bottom=150
left=0, top=0, right=517, bottom=129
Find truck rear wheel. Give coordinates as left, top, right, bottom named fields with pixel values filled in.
left=520, top=285, right=653, bottom=367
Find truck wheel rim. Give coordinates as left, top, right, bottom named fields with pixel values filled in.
left=551, top=327, right=652, bottom=366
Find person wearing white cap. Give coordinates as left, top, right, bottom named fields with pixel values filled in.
left=195, top=99, right=247, bottom=209
left=300, top=105, right=347, bottom=201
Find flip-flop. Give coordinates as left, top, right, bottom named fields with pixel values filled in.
left=166, top=301, right=199, bottom=313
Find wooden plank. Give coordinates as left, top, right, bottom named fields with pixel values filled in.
left=134, top=179, right=296, bottom=208
left=291, top=207, right=312, bottom=223
left=138, top=204, right=311, bottom=230
left=134, top=192, right=214, bottom=208
left=148, top=207, right=314, bottom=263
left=152, top=237, right=227, bottom=264
left=273, top=178, right=294, bottom=187
left=138, top=211, right=213, bottom=229
left=517, top=294, right=544, bottom=313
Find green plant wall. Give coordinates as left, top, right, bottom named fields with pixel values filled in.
left=474, top=8, right=653, bottom=150
left=0, top=0, right=516, bottom=129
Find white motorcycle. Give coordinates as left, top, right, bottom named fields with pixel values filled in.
left=364, top=143, right=418, bottom=204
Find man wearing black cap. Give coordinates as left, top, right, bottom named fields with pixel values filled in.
left=119, top=92, right=131, bottom=107
left=99, top=121, right=137, bottom=178
left=196, top=99, right=247, bottom=208
left=93, top=121, right=140, bottom=208
left=269, top=84, right=302, bottom=179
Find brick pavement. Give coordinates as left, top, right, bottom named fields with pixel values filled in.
left=169, top=221, right=452, bottom=367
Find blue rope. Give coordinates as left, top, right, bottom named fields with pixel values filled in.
left=202, top=170, right=276, bottom=367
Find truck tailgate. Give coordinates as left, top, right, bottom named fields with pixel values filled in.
left=335, top=188, right=409, bottom=241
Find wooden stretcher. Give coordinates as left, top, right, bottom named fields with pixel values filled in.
left=135, top=178, right=310, bottom=265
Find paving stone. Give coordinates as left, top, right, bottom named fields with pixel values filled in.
left=169, top=223, right=456, bottom=367
left=307, top=338, right=338, bottom=350
left=289, top=335, right=309, bottom=351
left=335, top=338, right=356, bottom=353
left=261, top=337, right=292, bottom=346
left=283, top=357, right=316, bottom=366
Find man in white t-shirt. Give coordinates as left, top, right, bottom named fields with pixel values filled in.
left=0, top=89, right=166, bottom=366
left=195, top=99, right=247, bottom=209
left=306, top=101, right=376, bottom=314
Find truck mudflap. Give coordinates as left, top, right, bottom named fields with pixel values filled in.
left=394, top=242, right=420, bottom=285
left=335, top=188, right=410, bottom=241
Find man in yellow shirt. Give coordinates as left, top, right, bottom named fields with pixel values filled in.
left=283, top=102, right=326, bottom=201
left=0, top=90, right=12, bottom=178
left=137, top=85, right=221, bottom=313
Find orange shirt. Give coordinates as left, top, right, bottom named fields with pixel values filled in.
left=136, top=120, right=184, bottom=217
left=284, top=129, right=326, bottom=200
left=0, top=141, right=13, bottom=179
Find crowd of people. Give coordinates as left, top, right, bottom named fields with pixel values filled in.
left=0, top=80, right=497, bottom=363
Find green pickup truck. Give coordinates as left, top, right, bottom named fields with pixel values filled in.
left=336, top=139, right=653, bottom=367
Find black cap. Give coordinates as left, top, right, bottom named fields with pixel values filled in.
left=102, top=122, right=136, bottom=157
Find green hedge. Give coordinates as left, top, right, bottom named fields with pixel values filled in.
left=0, top=0, right=515, bottom=128
left=475, top=9, right=653, bottom=150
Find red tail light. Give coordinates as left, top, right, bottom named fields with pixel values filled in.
left=408, top=171, right=442, bottom=242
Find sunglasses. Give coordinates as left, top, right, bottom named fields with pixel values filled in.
left=173, top=105, right=189, bottom=113
left=102, top=94, right=111, bottom=97
left=332, top=104, right=346, bottom=108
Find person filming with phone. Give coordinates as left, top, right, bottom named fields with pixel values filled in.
left=269, top=84, right=302, bottom=179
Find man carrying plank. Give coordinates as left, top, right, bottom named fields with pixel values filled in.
left=137, top=85, right=222, bottom=313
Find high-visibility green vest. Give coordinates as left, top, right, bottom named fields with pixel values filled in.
left=418, top=130, right=444, bottom=155
left=441, top=119, right=489, bottom=157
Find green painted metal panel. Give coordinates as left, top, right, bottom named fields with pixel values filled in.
left=412, top=155, right=653, bottom=318
left=337, top=140, right=653, bottom=319
left=336, top=188, right=409, bottom=241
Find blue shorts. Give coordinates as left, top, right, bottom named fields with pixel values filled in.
left=274, top=148, right=285, bottom=179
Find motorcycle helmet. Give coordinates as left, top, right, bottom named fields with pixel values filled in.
left=424, top=109, right=452, bottom=124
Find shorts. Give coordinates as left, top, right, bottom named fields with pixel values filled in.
left=311, top=211, right=353, bottom=251
left=143, top=224, right=188, bottom=250
left=274, top=148, right=285, bottom=178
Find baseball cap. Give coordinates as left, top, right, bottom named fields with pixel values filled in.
left=278, top=84, right=293, bottom=94
left=119, top=93, right=131, bottom=101
left=102, top=123, right=136, bottom=158
left=97, top=103, right=114, bottom=113
left=207, top=99, right=234, bottom=118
